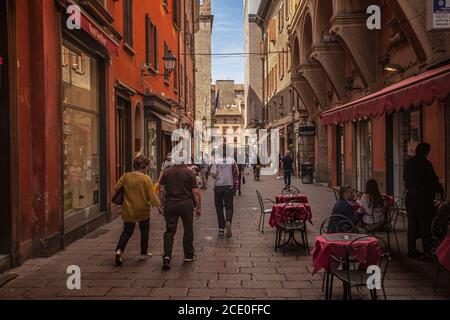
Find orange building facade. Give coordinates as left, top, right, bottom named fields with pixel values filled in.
left=0, top=0, right=198, bottom=271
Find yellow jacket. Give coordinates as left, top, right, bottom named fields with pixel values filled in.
left=115, top=172, right=160, bottom=223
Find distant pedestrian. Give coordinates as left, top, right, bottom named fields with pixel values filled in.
left=114, top=156, right=162, bottom=266
left=281, top=151, right=294, bottom=187
left=211, top=153, right=237, bottom=238
left=160, top=162, right=202, bottom=270
left=403, top=143, right=444, bottom=259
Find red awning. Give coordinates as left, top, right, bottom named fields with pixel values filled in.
left=320, top=64, right=450, bottom=126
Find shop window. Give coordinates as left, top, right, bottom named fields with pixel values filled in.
left=62, top=45, right=100, bottom=218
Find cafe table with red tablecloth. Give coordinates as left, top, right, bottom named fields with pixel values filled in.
left=269, top=202, right=313, bottom=228
left=436, top=235, right=450, bottom=272
left=275, top=194, right=309, bottom=204
left=311, top=233, right=383, bottom=275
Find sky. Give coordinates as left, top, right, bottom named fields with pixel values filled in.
left=211, top=0, right=245, bottom=84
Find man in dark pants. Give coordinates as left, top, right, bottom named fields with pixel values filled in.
left=211, top=154, right=236, bottom=238
left=281, top=151, right=294, bottom=187
left=160, top=164, right=201, bottom=270
left=404, top=143, right=443, bottom=259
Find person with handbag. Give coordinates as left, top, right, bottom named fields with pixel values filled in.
left=113, top=155, right=162, bottom=266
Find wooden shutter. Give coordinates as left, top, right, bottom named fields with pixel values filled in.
left=154, top=27, right=158, bottom=70
left=145, top=15, right=151, bottom=65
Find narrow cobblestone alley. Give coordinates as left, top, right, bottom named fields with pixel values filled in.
left=0, top=175, right=449, bottom=300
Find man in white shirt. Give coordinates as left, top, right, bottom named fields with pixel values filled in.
left=211, top=152, right=236, bottom=238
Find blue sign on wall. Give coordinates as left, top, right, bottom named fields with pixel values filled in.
left=434, top=0, right=450, bottom=13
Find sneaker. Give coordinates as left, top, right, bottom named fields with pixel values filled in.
left=115, top=250, right=123, bottom=267
left=225, top=222, right=232, bottom=238
left=162, top=256, right=171, bottom=270
left=140, top=253, right=152, bottom=260
left=218, top=229, right=225, bottom=237
left=184, top=255, right=198, bottom=262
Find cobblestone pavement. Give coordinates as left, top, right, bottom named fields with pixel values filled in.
left=1, top=174, right=449, bottom=300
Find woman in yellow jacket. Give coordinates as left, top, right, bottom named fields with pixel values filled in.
left=115, top=155, right=162, bottom=266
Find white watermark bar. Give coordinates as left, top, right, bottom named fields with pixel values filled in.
left=172, top=121, right=279, bottom=176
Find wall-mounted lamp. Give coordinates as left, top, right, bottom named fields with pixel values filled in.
left=163, top=50, right=177, bottom=74
left=384, top=63, right=405, bottom=74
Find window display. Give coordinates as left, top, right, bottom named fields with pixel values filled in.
left=62, top=44, right=100, bottom=217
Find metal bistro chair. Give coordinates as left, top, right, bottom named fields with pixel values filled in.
left=275, top=201, right=309, bottom=254
left=319, top=215, right=359, bottom=297
left=256, top=190, right=275, bottom=234
left=431, top=202, right=450, bottom=292
left=328, top=236, right=391, bottom=300
left=281, top=185, right=301, bottom=195
left=392, top=192, right=408, bottom=231
left=362, top=201, right=401, bottom=256
left=319, top=214, right=359, bottom=235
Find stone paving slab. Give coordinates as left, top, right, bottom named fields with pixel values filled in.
left=1, top=175, right=449, bottom=300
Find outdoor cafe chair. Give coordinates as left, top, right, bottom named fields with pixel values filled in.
left=319, top=215, right=359, bottom=293
left=431, top=202, right=450, bottom=292
left=361, top=201, right=401, bottom=256
left=280, top=185, right=301, bottom=195
left=274, top=201, right=309, bottom=254
left=319, top=214, right=359, bottom=235
left=256, top=190, right=275, bottom=234
left=328, top=236, right=391, bottom=300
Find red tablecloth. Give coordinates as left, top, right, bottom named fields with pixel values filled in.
left=311, top=234, right=383, bottom=274
left=275, top=194, right=309, bottom=204
left=269, top=203, right=312, bottom=228
left=436, top=235, right=450, bottom=272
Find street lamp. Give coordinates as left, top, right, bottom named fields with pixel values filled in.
left=163, top=50, right=177, bottom=74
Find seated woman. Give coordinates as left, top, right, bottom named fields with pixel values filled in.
left=358, top=179, right=386, bottom=231
left=329, top=186, right=362, bottom=233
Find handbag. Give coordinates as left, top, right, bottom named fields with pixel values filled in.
left=111, top=185, right=125, bottom=206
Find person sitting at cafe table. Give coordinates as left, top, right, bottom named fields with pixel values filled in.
left=329, top=186, right=363, bottom=232
left=357, top=179, right=386, bottom=231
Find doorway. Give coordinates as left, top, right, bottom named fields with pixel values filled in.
left=336, top=124, right=344, bottom=186
left=355, top=121, right=372, bottom=192
left=391, top=108, right=422, bottom=199
left=116, top=96, right=132, bottom=179
left=0, top=0, right=11, bottom=259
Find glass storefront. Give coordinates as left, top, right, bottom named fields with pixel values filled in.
left=62, top=44, right=100, bottom=221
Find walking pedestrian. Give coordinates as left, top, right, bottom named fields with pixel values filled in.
left=403, top=143, right=444, bottom=259
left=211, top=152, right=237, bottom=238
left=160, top=162, right=202, bottom=270
left=114, top=156, right=162, bottom=266
left=281, top=151, right=294, bottom=187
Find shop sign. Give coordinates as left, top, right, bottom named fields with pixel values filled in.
left=299, top=124, right=316, bottom=137
left=80, top=11, right=119, bottom=55
left=428, top=0, right=450, bottom=30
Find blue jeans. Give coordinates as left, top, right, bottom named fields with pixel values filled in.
left=284, top=170, right=292, bottom=187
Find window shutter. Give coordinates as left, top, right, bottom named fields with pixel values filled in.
left=145, top=15, right=151, bottom=65
left=154, top=27, right=158, bottom=70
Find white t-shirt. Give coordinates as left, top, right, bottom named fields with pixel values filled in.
left=358, top=194, right=385, bottom=225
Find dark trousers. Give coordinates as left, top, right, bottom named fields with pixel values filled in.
left=116, top=219, right=150, bottom=255
left=406, top=193, right=434, bottom=254
left=214, top=186, right=234, bottom=229
left=163, top=202, right=195, bottom=259
left=284, top=170, right=292, bottom=187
